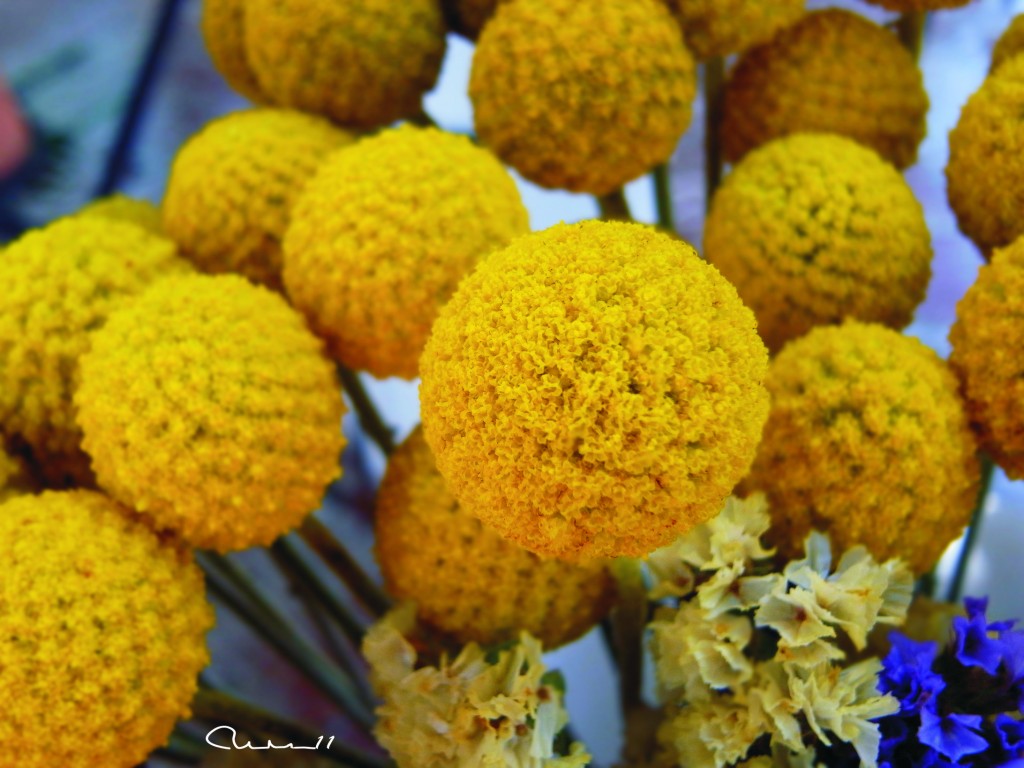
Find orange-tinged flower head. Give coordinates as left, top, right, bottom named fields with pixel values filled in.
left=664, top=0, right=805, bottom=60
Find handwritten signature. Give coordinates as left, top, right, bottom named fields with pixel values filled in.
left=206, top=725, right=337, bottom=751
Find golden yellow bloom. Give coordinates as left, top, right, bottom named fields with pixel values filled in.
left=0, top=216, right=187, bottom=484
left=0, top=490, right=213, bottom=768
left=375, top=428, right=615, bottom=648
left=78, top=194, right=165, bottom=236
left=992, top=15, right=1024, bottom=72
left=663, top=0, right=804, bottom=60
left=75, top=273, right=345, bottom=552
left=469, top=0, right=696, bottom=195
left=284, top=125, right=528, bottom=379
left=242, top=0, right=445, bottom=129
left=163, top=108, right=351, bottom=291
left=862, top=0, right=970, bottom=9
left=722, top=10, right=928, bottom=170
left=744, top=322, right=980, bottom=574
left=201, top=0, right=264, bottom=101
left=705, top=133, right=932, bottom=353
left=420, top=220, right=769, bottom=561
left=947, top=56, right=1024, bottom=257
left=949, top=238, right=1024, bottom=477
left=0, top=444, right=30, bottom=502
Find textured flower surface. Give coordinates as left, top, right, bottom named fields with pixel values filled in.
left=0, top=216, right=187, bottom=484
left=744, top=322, right=979, bottom=573
left=0, top=490, right=213, bottom=768
left=75, top=273, right=345, bottom=552
left=663, top=0, right=804, bottom=59
left=375, top=428, right=615, bottom=648
left=947, top=56, right=1024, bottom=257
left=243, top=0, right=445, bottom=128
left=363, top=606, right=590, bottom=768
left=470, top=0, right=696, bottom=195
left=420, top=220, right=769, bottom=561
left=706, top=133, right=932, bottom=352
left=284, top=125, right=528, bottom=379
left=722, top=10, right=928, bottom=169
left=201, top=0, right=264, bottom=101
left=79, top=194, right=165, bottom=236
left=862, top=0, right=971, bottom=8
left=0, top=444, right=29, bottom=502
left=949, top=238, right=1024, bottom=478
left=163, top=108, right=352, bottom=290
left=992, top=14, right=1024, bottom=72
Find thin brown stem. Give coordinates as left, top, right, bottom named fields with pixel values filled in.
left=299, top=516, right=393, bottom=617
left=703, top=57, right=725, bottom=212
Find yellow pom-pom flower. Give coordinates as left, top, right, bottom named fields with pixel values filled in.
left=75, top=273, right=345, bottom=552
left=0, top=445, right=29, bottom=502
left=0, top=217, right=187, bottom=483
left=862, top=0, right=970, bottom=9
left=663, top=0, right=804, bottom=60
left=721, top=10, right=928, bottom=170
left=705, top=133, right=932, bottom=353
left=469, top=0, right=696, bottom=195
left=375, top=428, right=615, bottom=648
left=78, top=194, right=165, bottom=236
left=284, top=125, right=529, bottom=380
left=163, top=108, right=351, bottom=290
left=201, top=0, right=264, bottom=101
left=242, top=0, right=446, bottom=129
left=0, top=490, right=213, bottom=768
left=420, top=220, right=769, bottom=561
left=949, top=237, right=1024, bottom=478
left=744, top=322, right=980, bottom=574
left=946, top=56, right=1024, bottom=257
left=992, top=14, right=1024, bottom=73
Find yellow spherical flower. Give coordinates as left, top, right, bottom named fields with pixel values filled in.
left=78, top=194, right=165, bottom=236
left=420, top=220, right=769, bottom=561
left=722, top=10, right=928, bottom=170
left=201, top=0, right=264, bottom=102
left=0, top=445, right=30, bottom=502
left=469, top=0, right=696, bottom=195
left=863, top=0, right=970, bottom=9
left=0, top=490, right=213, bottom=768
left=992, top=14, right=1024, bottom=73
left=163, top=108, right=351, bottom=291
left=284, top=125, right=528, bottom=380
left=0, top=216, right=187, bottom=483
left=949, top=237, right=1024, bottom=478
left=705, top=133, right=932, bottom=353
left=375, top=428, right=615, bottom=648
left=744, top=322, right=980, bottom=574
left=243, top=0, right=445, bottom=129
left=663, top=0, right=804, bottom=60
left=947, top=56, right=1024, bottom=257
left=75, top=273, right=345, bottom=552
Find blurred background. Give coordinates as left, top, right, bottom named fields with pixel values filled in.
left=2, top=0, right=1023, bottom=763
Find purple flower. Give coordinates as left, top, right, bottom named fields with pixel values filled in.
left=918, top=703, right=989, bottom=762
left=995, top=713, right=1024, bottom=758
left=881, top=633, right=944, bottom=715
left=954, top=598, right=1008, bottom=676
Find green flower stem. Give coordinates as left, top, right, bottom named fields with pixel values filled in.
left=597, top=188, right=633, bottom=221
left=410, top=106, right=439, bottom=128
left=299, top=517, right=394, bottom=617
left=610, top=558, right=647, bottom=715
left=946, top=454, right=996, bottom=603
left=192, top=687, right=392, bottom=768
left=337, top=365, right=395, bottom=456
left=896, top=11, right=926, bottom=60
left=197, top=552, right=376, bottom=730
left=704, top=56, right=725, bottom=211
left=653, top=163, right=675, bottom=232
left=152, top=730, right=205, bottom=765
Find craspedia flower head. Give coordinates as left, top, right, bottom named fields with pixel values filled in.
left=992, top=14, right=1024, bottom=73
left=705, top=133, right=932, bottom=353
left=163, top=108, right=352, bottom=291
left=469, top=0, right=696, bottom=195
left=201, top=0, right=264, bottom=101
left=420, top=220, right=770, bottom=561
left=721, top=9, right=928, bottom=169
left=0, top=490, right=213, bottom=768
left=78, top=194, right=165, bottom=236
left=284, top=125, right=529, bottom=380
left=946, top=56, right=1024, bottom=257
left=949, top=237, right=1024, bottom=478
left=663, top=0, right=805, bottom=60
left=375, top=428, right=615, bottom=648
left=0, top=216, right=187, bottom=481
left=0, top=444, right=30, bottom=502
left=75, top=273, right=345, bottom=552
left=242, top=0, right=446, bottom=129
left=744, top=321, right=980, bottom=574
